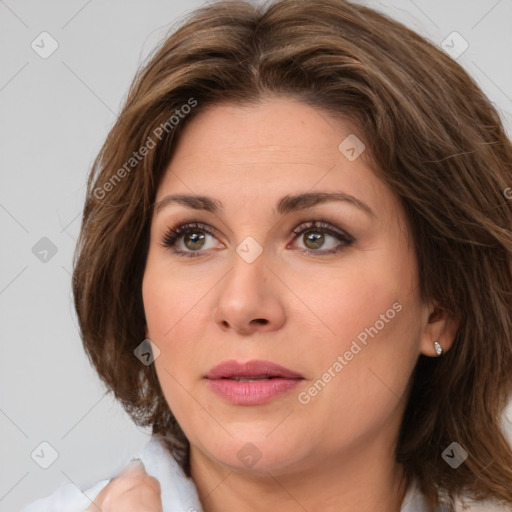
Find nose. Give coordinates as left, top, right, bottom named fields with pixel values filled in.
left=211, top=251, right=286, bottom=336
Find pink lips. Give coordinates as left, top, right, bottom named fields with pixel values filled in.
left=205, top=359, right=304, bottom=405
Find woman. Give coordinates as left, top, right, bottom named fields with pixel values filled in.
left=22, top=0, right=512, bottom=511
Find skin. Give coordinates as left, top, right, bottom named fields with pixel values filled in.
left=101, top=96, right=459, bottom=512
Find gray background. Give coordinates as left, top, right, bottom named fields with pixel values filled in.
left=1, top=1, right=511, bottom=510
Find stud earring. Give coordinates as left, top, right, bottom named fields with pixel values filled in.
left=434, top=341, right=443, bottom=356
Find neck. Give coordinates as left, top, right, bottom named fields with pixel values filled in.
left=190, top=440, right=408, bottom=512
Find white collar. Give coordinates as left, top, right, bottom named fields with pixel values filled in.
left=139, top=436, right=203, bottom=511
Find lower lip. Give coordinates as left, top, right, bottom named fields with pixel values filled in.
left=206, top=378, right=302, bottom=405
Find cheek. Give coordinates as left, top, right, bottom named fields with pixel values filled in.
left=142, top=254, right=216, bottom=385
left=142, top=264, right=185, bottom=386
left=290, top=291, right=421, bottom=452
left=300, top=241, right=422, bottom=396
left=303, top=245, right=418, bottom=353
left=142, top=264, right=209, bottom=429
left=142, top=252, right=205, bottom=340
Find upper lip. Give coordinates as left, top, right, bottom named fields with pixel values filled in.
left=205, top=359, right=304, bottom=380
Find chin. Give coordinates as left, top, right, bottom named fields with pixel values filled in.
left=200, top=433, right=310, bottom=475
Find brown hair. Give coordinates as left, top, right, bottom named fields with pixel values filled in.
left=72, top=0, right=512, bottom=510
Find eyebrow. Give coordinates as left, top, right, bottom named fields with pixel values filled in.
left=153, top=191, right=375, bottom=218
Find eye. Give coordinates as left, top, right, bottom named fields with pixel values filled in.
left=289, top=220, right=354, bottom=255
left=160, top=222, right=222, bottom=258
left=160, top=220, right=355, bottom=258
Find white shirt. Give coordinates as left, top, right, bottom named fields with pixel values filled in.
left=20, top=436, right=499, bottom=512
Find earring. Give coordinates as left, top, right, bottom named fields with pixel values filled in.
left=434, top=341, right=443, bottom=356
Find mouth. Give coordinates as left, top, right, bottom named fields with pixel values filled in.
left=205, top=360, right=304, bottom=405
left=224, top=376, right=281, bottom=382
left=205, top=359, right=304, bottom=380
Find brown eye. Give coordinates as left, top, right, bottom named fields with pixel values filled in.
left=302, top=230, right=325, bottom=250
left=183, top=231, right=206, bottom=250
left=161, top=222, right=220, bottom=258
left=291, top=221, right=355, bottom=255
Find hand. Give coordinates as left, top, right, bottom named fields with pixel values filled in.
left=86, top=460, right=162, bottom=512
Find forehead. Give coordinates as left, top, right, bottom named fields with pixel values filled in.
left=155, top=97, right=397, bottom=222
left=169, top=97, right=358, bottom=166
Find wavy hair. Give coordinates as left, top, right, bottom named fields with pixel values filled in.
left=72, top=1, right=512, bottom=510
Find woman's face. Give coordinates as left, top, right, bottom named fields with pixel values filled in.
left=142, top=96, right=436, bottom=475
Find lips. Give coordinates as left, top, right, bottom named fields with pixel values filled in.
left=205, top=359, right=303, bottom=380
left=205, top=360, right=304, bottom=405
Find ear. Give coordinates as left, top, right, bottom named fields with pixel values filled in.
left=419, top=303, right=460, bottom=357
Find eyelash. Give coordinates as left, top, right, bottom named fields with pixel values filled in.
left=160, top=220, right=355, bottom=258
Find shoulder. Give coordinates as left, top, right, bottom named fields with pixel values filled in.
left=454, top=498, right=512, bottom=512
left=20, top=436, right=203, bottom=512
left=20, top=478, right=110, bottom=512
left=20, top=445, right=143, bottom=512
left=401, top=479, right=512, bottom=512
